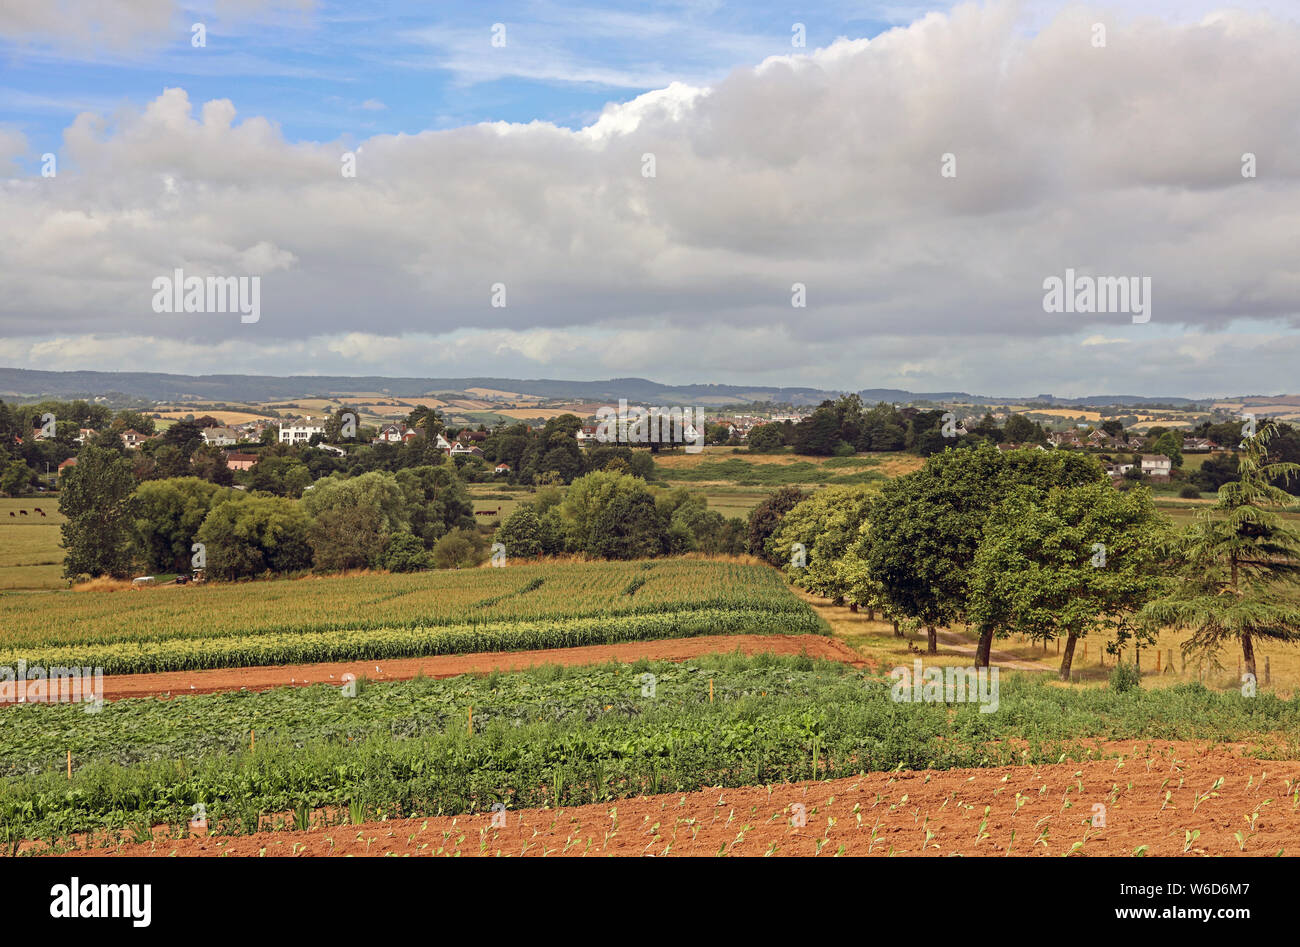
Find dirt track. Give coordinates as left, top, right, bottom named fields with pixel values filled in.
left=61, top=741, right=1300, bottom=857
left=28, top=634, right=867, bottom=702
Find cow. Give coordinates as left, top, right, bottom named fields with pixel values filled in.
left=19, top=510, right=27, bottom=516
left=7, top=512, right=12, bottom=517
left=32, top=507, right=42, bottom=513
left=40, top=510, right=46, bottom=517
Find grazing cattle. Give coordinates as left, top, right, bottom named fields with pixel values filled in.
left=32, top=507, right=42, bottom=513
left=19, top=510, right=28, bottom=516
left=40, top=511, right=46, bottom=517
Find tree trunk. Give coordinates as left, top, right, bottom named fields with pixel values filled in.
left=1242, top=631, right=1257, bottom=681
left=1059, top=634, right=1078, bottom=682
left=926, top=625, right=937, bottom=654
left=974, top=624, right=994, bottom=669
left=866, top=608, right=875, bottom=621
left=892, top=620, right=902, bottom=638
left=848, top=602, right=858, bottom=612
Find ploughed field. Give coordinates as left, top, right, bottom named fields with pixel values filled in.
left=0, top=560, right=826, bottom=675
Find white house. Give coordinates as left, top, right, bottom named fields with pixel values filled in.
left=1140, top=454, right=1173, bottom=480
left=373, top=423, right=407, bottom=444
left=201, top=426, right=238, bottom=447
left=279, top=419, right=325, bottom=444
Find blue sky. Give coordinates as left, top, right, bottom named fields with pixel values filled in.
left=2, top=1, right=913, bottom=160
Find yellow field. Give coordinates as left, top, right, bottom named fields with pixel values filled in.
left=155, top=410, right=266, bottom=425
left=465, top=387, right=542, bottom=401
left=1018, top=407, right=1102, bottom=421
left=354, top=403, right=409, bottom=417
left=262, top=398, right=342, bottom=411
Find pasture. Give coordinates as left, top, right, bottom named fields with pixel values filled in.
left=0, top=497, right=66, bottom=591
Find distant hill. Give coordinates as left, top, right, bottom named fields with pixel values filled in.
left=0, top=366, right=1237, bottom=409
left=0, top=368, right=834, bottom=407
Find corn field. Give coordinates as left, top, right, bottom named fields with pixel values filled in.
left=0, top=561, right=826, bottom=674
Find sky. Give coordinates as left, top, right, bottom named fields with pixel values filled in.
left=1, top=0, right=1298, bottom=398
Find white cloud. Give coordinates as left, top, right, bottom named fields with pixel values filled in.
left=3, top=2, right=1300, bottom=395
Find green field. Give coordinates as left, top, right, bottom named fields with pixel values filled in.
left=0, top=560, right=826, bottom=674
left=0, top=498, right=66, bottom=591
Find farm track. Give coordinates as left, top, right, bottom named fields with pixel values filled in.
left=54, top=741, right=1299, bottom=857
left=25, top=633, right=866, bottom=702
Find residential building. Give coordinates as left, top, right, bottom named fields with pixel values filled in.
left=279, top=419, right=325, bottom=444
left=121, top=429, right=150, bottom=450
left=374, top=423, right=407, bottom=443
left=223, top=451, right=258, bottom=471
left=201, top=426, right=238, bottom=447
left=1140, top=454, right=1173, bottom=480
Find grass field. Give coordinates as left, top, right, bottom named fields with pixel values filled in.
left=811, top=592, right=1300, bottom=697
left=0, top=498, right=66, bottom=591
left=0, top=560, right=826, bottom=674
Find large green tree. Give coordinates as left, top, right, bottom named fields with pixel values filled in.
left=968, top=482, right=1168, bottom=680
left=131, top=477, right=229, bottom=572
left=866, top=445, right=1106, bottom=662
left=1144, top=422, right=1300, bottom=680
left=59, top=446, right=138, bottom=579
left=745, top=485, right=807, bottom=564
left=195, top=494, right=314, bottom=579
left=769, top=486, right=875, bottom=601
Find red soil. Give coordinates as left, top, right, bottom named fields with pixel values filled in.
left=22, top=634, right=867, bottom=703
left=59, top=741, right=1300, bottom=857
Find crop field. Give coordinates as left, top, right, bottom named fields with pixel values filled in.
left=0, top=560, right=825, bottom=674
left=4, top=654, right=1299, bottom=848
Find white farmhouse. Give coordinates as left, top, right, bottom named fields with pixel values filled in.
left=279, top=419, right=325, bottom=444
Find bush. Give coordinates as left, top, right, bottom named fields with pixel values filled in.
left=1108, top=661, right=1142, bottom=693
left=495, top=507, right=544, bottom=559
left=381, top=531, right=430, bottom=572
left=431, top=528, right=489, bottom=569
left=1178, top=484, right=1202, bottom=499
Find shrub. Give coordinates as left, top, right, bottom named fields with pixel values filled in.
left=1178, top=484, right=1202, bottom=499
left=495, top=507, right=544, bottom=559
left=1108, top=661, right=1142, bottom=693
left=432, top=527, right=489, bottom=569
left=381, top=531, right=430, bottom=572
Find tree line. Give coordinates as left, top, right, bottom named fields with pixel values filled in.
left=746, top=426, right=1300, bottom=682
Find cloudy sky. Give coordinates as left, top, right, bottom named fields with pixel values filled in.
left=1, top=0, right=1298, bottom=398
